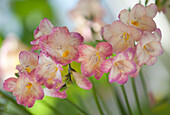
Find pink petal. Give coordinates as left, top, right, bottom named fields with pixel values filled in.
left=30, top=38, right=41, bottom=50
left=129, top=4, right=146, bottom=19
left=136, top=43, right=151, bottom=66
left=78, top=44, right=96, bottom=61
left=154, top=28, right=162, bottom=41
left=140, top=31, right=156, bottom=46
left=147, top=56, right=157, bottom=66
left=44, top=88, right=67, bottom=99
left=117, top=74, right=129, bottom=85
left=101, top=58, right=113, bottom=73
left=138, top=16, right=156, bottom=32
left=24, top=98, right=35, bottom=108
left=94, top=67, right=103, bottom=80
left=3, top=77, right=17, bottom=92
left=129, top=26, right=141, bottom=41
left=81, top=62, right=94, bottom=77
left=72, top=72, right=92, bottom=90
left=118, top=9, right=129, bottom=24
left=144, top=41, right=164, bottom=56
left=124, top=47, right=135, bottom=60
left=95, top=42, right=113, bottom=57
left=146, top=3, right=158, bottom=18
left=109, top=66, right=121, bottom=83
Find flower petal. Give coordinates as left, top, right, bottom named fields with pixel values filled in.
left=44, top=88, right=67, bottom=99
left=154, top=28, right=162, bottom=41
left=118, top=9, right=129, bottom=24
left=147, top=56, right=157, bottom=66
left=81, top=62, right=94, bottom=77
left=95, top=42, right=113, bottom=57
left=3, top=77, right=17, bottom=92
left=72, top=72, right=92, bottom=90
left=146, top=3, right=158, bottom=18
left=101, top=58, right=113, bottom=73
left=117, top=74, right=128, bottom=85
left=109, top=66, right=121, bottom=83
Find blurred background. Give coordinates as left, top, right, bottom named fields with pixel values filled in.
left=0, top=0, right=170, bottom=115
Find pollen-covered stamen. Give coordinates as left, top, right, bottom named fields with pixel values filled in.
left=131, top=20, right=139, bottom=27
left=122, top=32, right=129, bottom=41
left=62, top=50, right=69, bottom=57
left=26, top=66, right=31, bottom=73
left=26, top=82, right=33, bottom=89
left=96, top=52, right=100, bottom=61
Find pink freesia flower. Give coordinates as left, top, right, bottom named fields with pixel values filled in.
left=78, top=42, right=113, bottom=80
left=101, top=48, right=137, bottom=84
left=70, top=0, right=105, bottom=21
left=16, top=51, right=38, bottom=74
left=35, top=52, right=63, bottom=89
left=101, top=20, right=140, bottom=54
left=72, top=71, right=92, bottom=89
left=136, top=28, right=164, bottom=66
left=39, top=26, right=84, bottom=65
left=31, top=18, right=54, bottom=50
left=119, top=3, right=157, bottom=32
left=3, top=73, right=44, bottom=108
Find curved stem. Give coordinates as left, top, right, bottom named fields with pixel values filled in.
left=120, top=85, right=133, bottom=115
left=90, top=78, right=104, bottom=115
left=65, top=99, right=88, bottom=115
left=0, top=89, right=32, bottom=115
left=139, top=69, right=152, bottom=114
left=131, top=78, right=143, bottom=115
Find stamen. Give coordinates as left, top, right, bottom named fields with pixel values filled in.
left=62, top=50, right=69, bottom=57
left=26, top=82, right=33, bottom=89
left=96, top=52, right=100, bottom=61
left=26, top=67, right=31, bottom=73
left=122, top=32, right=129, bottom=41
left=131, top=20, right=139, bottom=27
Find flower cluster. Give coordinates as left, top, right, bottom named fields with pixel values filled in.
left=3, top=3, right=164, bottom=108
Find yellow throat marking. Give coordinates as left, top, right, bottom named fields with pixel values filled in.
left=62, top=50, right=69, bottom=57
left=131, top=20, right=139, bottom=27
left=122, top=32, right=129, bottom=41
left=26, top=82, right=33, bottom=89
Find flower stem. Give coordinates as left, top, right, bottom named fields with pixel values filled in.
left=120, top=85, right=133, bottom=115
left=131, top=78, right=143, bottom=115
left=65, top=99, right=88, bottom=115
left=90, top=78, right=104, bottom=115
left=0, top=89, right=32, bottom=115
left=139, top=69, right=152, bottom=114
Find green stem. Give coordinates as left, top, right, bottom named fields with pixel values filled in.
left=43, top=100, right=62, bottom=115
left=139, top=69, right=152, bottom=114
left=91, top=79, right=104, bottom=115
left=113, top=85, right=127, bottom=115
left=65, top=99, right=88, bottom=115
left=131, top=78, right=143, bottom=115
left=120, top=85, right=133, bottom=115
left=0, top=89, right=32, bottom=115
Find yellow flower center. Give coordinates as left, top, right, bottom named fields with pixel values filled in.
left=122, top=32, right=129, bottom=41
left=96, top=52, right=100, bottom=61
left=26, top=82, right=33, bottom=89
left=131, top=20, right=139, bottom=27
left=26, top=67, right=31, bottom=73
left=62, top=50, right=69, bottom=57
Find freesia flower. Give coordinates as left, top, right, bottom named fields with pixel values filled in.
left=3, top=73, right=44, bottom=108
left=72, top=71, right=92, bottom=89
left=70, top=0, right=105, bottom=21
left=35, top=52, right=62, bottom=89
left=119, top=3, right=157, bottom=32
left=39, top=26, right=84, bottom=65
left=101, top=20, right=140, bottom=54
left=31, top=18, right=54, bottom=50
left=78, top=42, right=113, bottom=80
left=136, top=28, right=164, bottom=66
left=16, top=51, right=38, bottom=74
left=101, top=48, right=137, bottom=84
